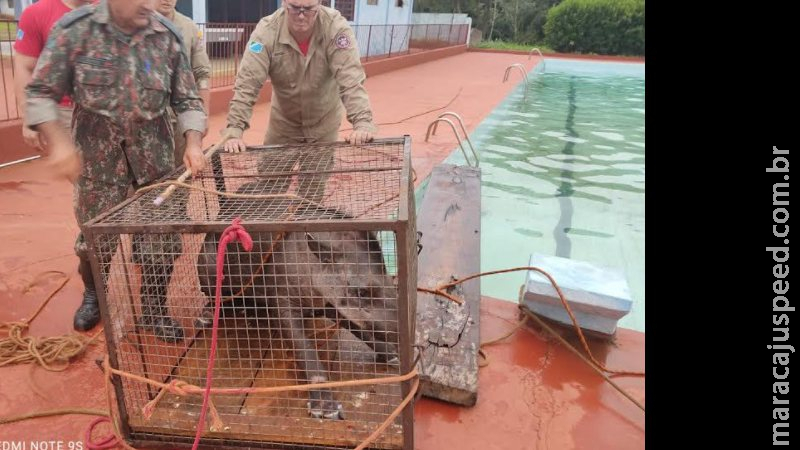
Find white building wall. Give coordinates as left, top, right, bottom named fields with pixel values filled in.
left=352, top=0, right=413, bottom=57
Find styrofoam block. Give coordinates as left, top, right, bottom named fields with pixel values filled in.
left=522, top=253, right=633, bottom=336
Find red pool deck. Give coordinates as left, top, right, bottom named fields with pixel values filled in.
left=0, top=51, right=644, bottom=449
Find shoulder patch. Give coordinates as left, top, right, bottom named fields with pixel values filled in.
left=334, top=33, right=351, bottom=49
left=249, top=41, right=264, bottom=54
left=15, top=29, right=23, bottom=41
left=58, top=6, right=93, bottom=28
left=154, top=13, right=184, bottom=46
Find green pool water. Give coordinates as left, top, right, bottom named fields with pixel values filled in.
left=423, top=58, right=645, bottom=332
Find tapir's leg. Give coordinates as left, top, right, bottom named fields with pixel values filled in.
left=280, top=306, right=343, bottom=420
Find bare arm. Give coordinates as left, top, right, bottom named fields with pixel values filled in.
left=13, top=54, right=44, bottom=150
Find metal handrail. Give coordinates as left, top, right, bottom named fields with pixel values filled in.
left=503, top=63, right=529, bottom=101
left=425, top=118, right=478, bottom=168
left=430, top=112, right=479, bottom=167
left=528, top=47, right=546, bottom=72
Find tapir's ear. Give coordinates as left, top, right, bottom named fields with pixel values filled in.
left=306, top=232, right=336, bottom=264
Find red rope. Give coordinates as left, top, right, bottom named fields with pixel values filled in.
left=191, top=218, right=253, bottom=450
left=85, top=417, right=117, bottom=450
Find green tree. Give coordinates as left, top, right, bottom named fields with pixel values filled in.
left=544, top=0, right=644, bottom=55
left=414, top=0, right=563, bottom=44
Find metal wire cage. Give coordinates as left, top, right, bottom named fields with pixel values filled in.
left=83, top=137, right=417, bottom=450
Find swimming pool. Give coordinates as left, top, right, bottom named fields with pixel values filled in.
left=434, top=58, right=645, bottom=332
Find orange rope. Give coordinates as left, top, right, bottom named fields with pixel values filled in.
left=518, top=307, right=645, bottom=412
left=339, top=87, right=463, bottom=132
left=355, top=377, right=420, bottom=450
left=100, top=355, right=418, bottom=450
left=416, top=286, right=463, bottom=304
left=111, top=356, right=418, bottom=398
left=419, top=266, right=644, bottom=377
left=0, top=271, right=102, bottom=371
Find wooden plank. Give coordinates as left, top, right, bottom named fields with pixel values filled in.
left=414, top=164, right=481, bottom=406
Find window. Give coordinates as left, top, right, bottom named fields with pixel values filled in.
left=396, top=0, right=404, bottom=6
left=367, top=0, right=378, bottom=5
left=323, top=0, right=354, bottom=21
left=208, top=0, right=278, bottom=22
left=175, top=0, right=193, bottom=17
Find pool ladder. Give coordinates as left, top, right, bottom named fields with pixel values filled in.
left=425, top=112, right=479, bottom=168
left=503, top=63, right=529, bottom=101
left=528, top=47, right=546, bottom=72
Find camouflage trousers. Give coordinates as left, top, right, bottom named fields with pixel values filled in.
left=72, top=125, right=184, bottom=285
left=257, top=124, right=339, bottom=204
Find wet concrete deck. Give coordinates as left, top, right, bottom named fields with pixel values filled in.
left=0, top=51, right=644, bottom=449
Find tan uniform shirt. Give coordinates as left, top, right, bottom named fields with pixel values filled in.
left=171, top=10, right=211, bottom=90
left=226, top=6, right=376, bottom=141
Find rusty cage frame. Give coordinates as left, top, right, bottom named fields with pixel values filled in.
left=83, top=136, right=417, bottom=450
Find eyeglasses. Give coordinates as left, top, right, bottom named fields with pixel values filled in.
left=286, top=3, right=319, bottom=16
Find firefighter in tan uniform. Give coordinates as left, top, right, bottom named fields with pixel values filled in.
left=223, top=0, right=377, bottom=152
left=157, top=0, right=211, bottom=162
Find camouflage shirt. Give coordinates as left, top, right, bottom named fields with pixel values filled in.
left=25, top=0, right=206, bottom=185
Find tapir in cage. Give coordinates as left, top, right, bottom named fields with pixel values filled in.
left=195, top=181, right=400, bottom=420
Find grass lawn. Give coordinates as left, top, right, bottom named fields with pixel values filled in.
left=475, top=40, right=553, bottom=53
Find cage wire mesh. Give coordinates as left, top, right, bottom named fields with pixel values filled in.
left=84, top=137, right=416, bottom=449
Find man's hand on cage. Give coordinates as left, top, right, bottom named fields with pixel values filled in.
left=224, top=137, right=248, bottom=153
left=184, top=131, right=207, bottom=176
left=346, top=129, right=374, bottom=146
